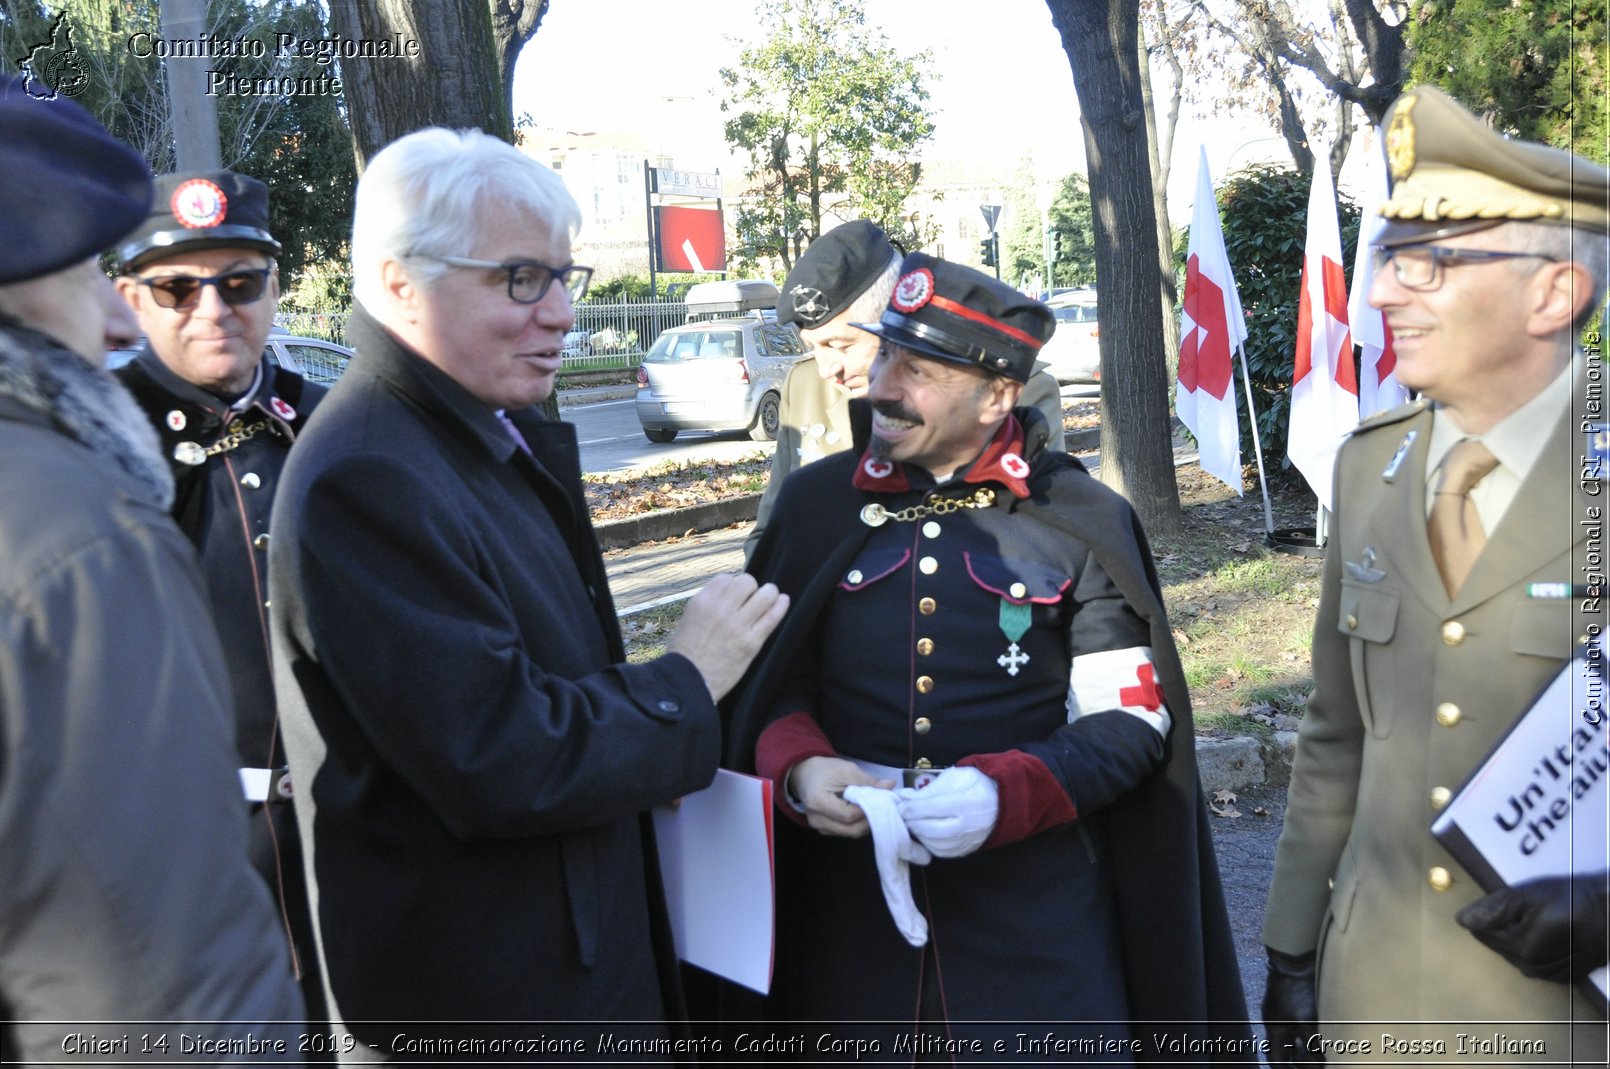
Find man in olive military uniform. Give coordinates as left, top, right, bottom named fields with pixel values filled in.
left=728, top=253, right=1249, bottom=1056
left=1263, top=86, right=1609, bottom=1065
left=746, top=220, right=1066, bottom=559
left=113, top=171, right=326, bottom=1017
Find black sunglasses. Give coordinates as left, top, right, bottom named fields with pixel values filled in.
left=134, top=268, right=273, bottom=310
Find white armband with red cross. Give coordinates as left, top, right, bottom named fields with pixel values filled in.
left=1066, top=646, right=1171, bottom=737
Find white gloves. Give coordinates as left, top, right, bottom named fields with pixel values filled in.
left=839, top=767, right=1001, bottom=947
left=896, top=766, right=999, bottom=858
left=842, top=784, right=932, bottom=946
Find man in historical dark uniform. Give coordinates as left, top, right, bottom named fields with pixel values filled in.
left=729, top=253, right=1249, bottom=1060
left=113, top=171, right=324, bottom=1012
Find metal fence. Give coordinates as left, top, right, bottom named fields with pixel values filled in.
left=275, top=297, right=690, bottom=377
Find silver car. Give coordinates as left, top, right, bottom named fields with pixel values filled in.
left=1039, top=293, right=1101, bottom=384
left=634, top=318, right=805, bottom=443
left=106, top=329, right=353, bottom=386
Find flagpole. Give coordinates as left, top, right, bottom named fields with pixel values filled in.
left=1235, top=340, right=1275, bottom=534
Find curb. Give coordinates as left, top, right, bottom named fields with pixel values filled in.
left=594, top=494, right=761, bottom=551
left=559, top=384, right=636, bottom=405
left=1196, top=731, right=1298, bottom=795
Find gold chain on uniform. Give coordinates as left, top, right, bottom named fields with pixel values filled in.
left=860, top=487, right=997, bottom=527
left=205, top=417, right=275, bottom=457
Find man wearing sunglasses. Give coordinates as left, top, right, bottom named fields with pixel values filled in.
left=268, top=128, right=787, bottom=1048
left=1263, top=86, right=1609, bottom=1065
left=111, top=170, right=327, bottom=1021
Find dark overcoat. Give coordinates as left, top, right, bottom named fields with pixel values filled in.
left=726, top=402, right=1251, bottom=1062
left=269, top=309, right=720, bottom=1052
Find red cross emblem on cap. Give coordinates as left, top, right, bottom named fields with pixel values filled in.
left=890, top=268, right=934, bottom=313
left=171, top=178, right=228, bottom=229
left=270, top=397, right=297, bottom=421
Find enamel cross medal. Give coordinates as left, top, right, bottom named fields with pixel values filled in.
left=997, top=600, right=1031, bottom=676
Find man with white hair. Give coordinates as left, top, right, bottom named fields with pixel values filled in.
left=270, top=128, right=787, bottom=1052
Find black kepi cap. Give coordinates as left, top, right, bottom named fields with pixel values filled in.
left=777, top=220, right=898, bottom=329
left=856, top=253, right=1054, bottom=384
left=117, top=170, right=282, bottom=272
left=0, top=75, right=153, bottom=284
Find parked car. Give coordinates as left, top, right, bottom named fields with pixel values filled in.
left=105, top=328, right=354, bottom=386
left=634, top=316, right=805, bottom=443
left=1038, top=291, right=1100, bottom=384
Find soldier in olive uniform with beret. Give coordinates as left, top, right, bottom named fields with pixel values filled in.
left=1263, top=86, right=1609, bottom=1065
left=112, top=172, right=326, bottom=1017
left=729, top=254, right=1249, bottom=1057
left=747, top=220, right=1065, bottom=559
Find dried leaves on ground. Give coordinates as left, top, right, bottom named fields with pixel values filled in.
left=584, top=453, right=770, bottom=522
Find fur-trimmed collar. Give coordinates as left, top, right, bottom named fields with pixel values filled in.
left=0, top=323, right=174, bottom=509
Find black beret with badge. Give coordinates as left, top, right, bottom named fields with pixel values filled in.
left=1376, top=84, right=1610, bottom=247
left=0, top=75, right=153, bottom=284
left=856, top=252, right=1055, bottom=384
left=777, top=219, right=898, bottom=328
left=117, top=170, right=282, bottom=272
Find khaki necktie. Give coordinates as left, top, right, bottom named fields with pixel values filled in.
left=1428, top=438, right=1499, bottom=596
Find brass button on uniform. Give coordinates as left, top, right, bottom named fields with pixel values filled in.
left=914, top=717, right=932, bottom=735
left=916, top=638, right=934, bottom=656
left=922, top=521, right=941, bottom=539
left=1435, top=702, right=1462, bottom=727
left=1441, top=621, right=1466, bottom=647
left=919, top=597, right=937, bottom=615
left=240, top=472, right=262, bottom=489
left=252, top=533, right=270, bottom=550
left=919, top=556, right=938, bottom=575
left=1345, top=614, right=1359, bottom=630
left=1430, top=786, right=1453, bottom=810
left=1009, top=582, right=1027, bottom=599
left=846, top=569, right=863, bottom=585
left=915, top=757, right=933, bottom=770
left=1428, top=866, right=1453, bottom=892
left=916, top=675, right=934, bottom=694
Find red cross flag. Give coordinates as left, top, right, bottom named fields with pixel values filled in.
left=1177, top=148, right=1248, bottom=493
left=1288, top=152, right=1358, bottom=510
left=1349, top=131, right=1409, bottom=418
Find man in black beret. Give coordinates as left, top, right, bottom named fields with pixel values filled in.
left=112, top=171, right=327, bottom=1018
left=1263, top=85, right=1609, bottom=1066
left=0, top=77, right=302, bottom=1058
left=728, top=253, right=1250, bottom=1054
left=747, top=220, right=1066, bottom=558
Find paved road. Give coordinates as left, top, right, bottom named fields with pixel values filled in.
left=566, top=395, right=776, bottom=475
left=562, top=382, right=1099, bottom=476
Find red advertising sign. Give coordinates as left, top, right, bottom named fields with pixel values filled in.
left=655, top=205, right=726, bottom=273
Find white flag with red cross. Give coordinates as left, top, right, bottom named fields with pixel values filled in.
left=1288, top=151, right=1359, bottom=510
left=1349, top=131, right=1409, bottom=418
left=1177, top=147, right=1249, bottom=494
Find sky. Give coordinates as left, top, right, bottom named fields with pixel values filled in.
left=512, top=0, right=1299, bottom=226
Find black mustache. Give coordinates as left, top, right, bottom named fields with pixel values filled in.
left=871, top=400, right=923, bottom=426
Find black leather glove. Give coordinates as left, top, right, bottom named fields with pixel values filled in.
left=1456, top=873, right=1609, bottom=983
left=1262, top=947, right=1324, bottom=1068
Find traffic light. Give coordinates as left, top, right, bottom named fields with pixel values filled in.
left=1051, top=230, right=1063, bottom=258
left=980, top=236, right=996, bottom=268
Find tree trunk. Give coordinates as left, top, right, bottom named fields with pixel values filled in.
left=328, top=0, right=511, bottom=168
left=1047, top=0, right=1182, bottom=537
left=491, top=0, right=549, bottom=118
left=1137, top=23, right=1180, bottom=378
